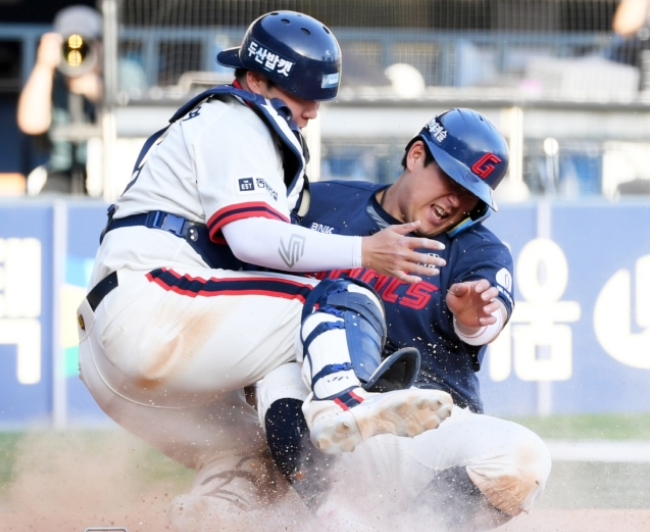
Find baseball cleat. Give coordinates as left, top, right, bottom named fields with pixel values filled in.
left=305, top=387, right=453, bottom=454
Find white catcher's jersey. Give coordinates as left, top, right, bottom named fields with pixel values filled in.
left=91, top=94, right=302, bottom=286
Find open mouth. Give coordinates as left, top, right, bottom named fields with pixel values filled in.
left=432, top=204, right=449, bottom=220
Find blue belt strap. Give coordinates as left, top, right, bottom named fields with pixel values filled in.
left=102, top=210, right=243, bottom=271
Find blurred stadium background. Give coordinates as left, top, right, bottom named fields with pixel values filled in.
left=0, top=0, right=649, bottom=430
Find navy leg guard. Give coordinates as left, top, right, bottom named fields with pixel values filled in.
left=301, top=278, right=420, bottom=395
left=264, top=398, right=333, bottom=511
left=412, top=466, right=512, bottom=532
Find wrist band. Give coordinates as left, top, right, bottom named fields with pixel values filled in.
left=453, top=307, right=504, bottom=346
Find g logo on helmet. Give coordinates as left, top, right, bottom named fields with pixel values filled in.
left=471, top=153, right=502, bottom=179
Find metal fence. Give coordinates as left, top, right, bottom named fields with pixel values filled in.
left=1, top=22, right=643, bottom=100
left=114, top=27, right=630, bottom=95
left=3, top=0, right=650, bottom=200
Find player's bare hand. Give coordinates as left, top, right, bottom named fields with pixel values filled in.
left=446, top=279, right=501, bottom=328
left=36, top=33, right=63, bottom=71
left=361, top=221, right=446, bottom=284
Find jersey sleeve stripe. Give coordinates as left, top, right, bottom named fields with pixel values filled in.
left=146, top=267, right=313, bottom=303
left=207, top=202, right=290, bottom=239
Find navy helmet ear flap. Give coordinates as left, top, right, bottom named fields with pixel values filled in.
left=446, top=200, right=491, bottom=238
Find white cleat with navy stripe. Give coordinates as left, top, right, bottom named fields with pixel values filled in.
left=303, top=387, right=454, bottom=454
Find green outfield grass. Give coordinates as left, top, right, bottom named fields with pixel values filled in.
left=540, top=461, right=650, bottom=509
left=0, top=432, right=20, bottom=491
left=0, top=429, right=193, bottom=504
left=499, top=413, right=650, bottom=509
left=507, top=413, right=650, bottom=440
left=1, top=412, right=649, bottom=490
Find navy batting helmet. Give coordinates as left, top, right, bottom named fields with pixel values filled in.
left=419, top=108, right=509, bottom=212
left=216, top=11, right=341, bottom=101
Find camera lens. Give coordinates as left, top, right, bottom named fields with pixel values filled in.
left=63, top=34, right=89, bottom=67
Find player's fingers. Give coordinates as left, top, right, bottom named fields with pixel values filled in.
left=386, top=223, right=446, bottom=251
left=407, top=262, right=441, bottom=277
left=480, top=286, right=499, bottom=301
left=389, top=220, right=421, bottom=235
left=448, top=282, right=470, bottom=297
left=478, top=314, right=498, bottom=326
left=473, top=279, right=492, bottom=294
left=395, top=271, right=423, bottom=284
left=481, top=300, right=501, bottom=315
left=402, top=235, right=446, bottom=252
left=406, top=249, right=447, bottom=268
left=391, top=254, right=444, bottom=283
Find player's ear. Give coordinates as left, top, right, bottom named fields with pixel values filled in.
left=406, top=140, right=426, bottom=171
left=246, top=70, right=270, bottom=96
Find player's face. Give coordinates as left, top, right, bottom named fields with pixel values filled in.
left=399, top=141, right=479, bottom=237
left=264, top=85, right=320, bottom=128
left=246, top=71, right=320, bottom=128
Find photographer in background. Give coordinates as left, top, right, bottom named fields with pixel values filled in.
left=17, top=5, right=102, bottom=195
left=612, top=0, right=650, bottom=91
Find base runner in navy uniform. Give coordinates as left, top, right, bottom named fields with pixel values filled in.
left=258, top=109, right=552, bottom=531
left=76, top=11, right=454, bottom=532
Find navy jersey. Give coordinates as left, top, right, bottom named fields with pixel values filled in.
left=300, top=180, right=514, bottom=413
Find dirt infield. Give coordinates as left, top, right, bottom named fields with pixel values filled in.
left=1, top=429, right=649, bottom=532
left=3, top=505, right=650, bottom=532
left=0, top=429, right=188, bottom=532
left=0, top=498, right=169, bottom=532
left=501, top=509, right=650, bottom=532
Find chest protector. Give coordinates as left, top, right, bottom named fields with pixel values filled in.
left=101, top=85, right=311, bottom=268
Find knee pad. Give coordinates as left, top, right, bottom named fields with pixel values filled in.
left=305, top=278, right=386, bottom=384
left=300, top=278, right=420, bottom=396
left=466, top=427, right=551, bottom=516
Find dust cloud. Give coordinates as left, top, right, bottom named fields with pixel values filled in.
left=1, top=428, right=188, bottom=532
left=2, top=430, right=650, bottom=532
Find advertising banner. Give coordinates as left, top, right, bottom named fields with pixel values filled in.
left=1, top=199, right=649, bottom=426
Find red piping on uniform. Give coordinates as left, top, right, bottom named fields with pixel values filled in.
left=148, top=276, right=309, bottom=302
left=349, top=390, right=364, bottom=403
left=334, top=397, right=349, bottom=411
left=207, top=201, right=290, bottom=237
left=150, top=267, right=310, bottom=289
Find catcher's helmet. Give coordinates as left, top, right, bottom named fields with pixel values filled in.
left=217, top=11, right=341, bottom=101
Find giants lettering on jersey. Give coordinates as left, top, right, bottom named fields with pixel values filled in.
left=315, top=268, right=438, bottom=310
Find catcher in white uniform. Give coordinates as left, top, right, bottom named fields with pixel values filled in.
left=76, top=11, right=453, bottom=532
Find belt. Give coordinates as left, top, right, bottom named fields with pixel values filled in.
left=100, top=210, right=243, bottom=271
left=86, top=271, right=118, bottom=311
left=102, top=210, right=201, bottom=242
